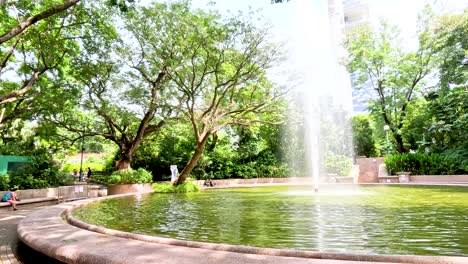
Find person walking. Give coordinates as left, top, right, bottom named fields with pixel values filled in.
left=87, top=167, right=92, bottom=180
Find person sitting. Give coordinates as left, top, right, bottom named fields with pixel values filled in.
left=204, top=178, right=214, bottom=187
left=1, top=188, right=20, bottom=210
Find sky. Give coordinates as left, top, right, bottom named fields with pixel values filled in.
left=188, top=0, right=467, bottom=40
left=136, top=0, right=467, bottom=51
left=138, top=0, right=467, bottom=114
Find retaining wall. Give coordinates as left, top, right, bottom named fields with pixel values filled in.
left=107, top=183, right=153, bottom=195
left=0, top=185, right=103, bottom=200
left=0, top=187, right=58, bottom=199
left=192, top=177, right=314, bottom=187
left=356, top=158, right=384, bottom=183
left=410, top=175, right=468, bottom=183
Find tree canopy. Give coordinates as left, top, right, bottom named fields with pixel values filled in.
left=344, top=16, right=439, bottom=153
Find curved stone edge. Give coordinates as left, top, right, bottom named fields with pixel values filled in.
left=18, top=191, right=468, bottom=264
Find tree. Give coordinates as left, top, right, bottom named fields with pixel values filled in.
left=400, top=98, right=431, bottom=151
left=344, top=17, right=438, bottom=153
left=424, top=87, right=467, bottom=154
left=51, top=2, right=261, bottom=171
left=420, top=11, right=467, bottom=156
left=164, top=4, right=285, bottom=184
left=0, top=1, right=85, bottom=128
left=431, top=10, right=467, bottom=91
left=77, top=62, right=170, bottom=171
left=352, top=114, right=377, bottom=157
left=0, top=0, right=135, bottom=129
left=50, top=3, right=181, bottom=170
left=0, top=0, right=80, bottom=45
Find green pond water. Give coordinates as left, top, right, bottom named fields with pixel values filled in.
left=73, top=185, right=468, bottom=256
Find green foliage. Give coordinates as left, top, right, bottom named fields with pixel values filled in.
left=0, top=174, right=10, bottom=191
left=324, top=154, right=352, bottom=176
left=432, top=11, right=467, bottom=90
left=352, top=115, right=377, bottom=157
left=423, top=87, right=468, bottom=154
left=8, top=174, right=49, bottom=190
left=199, top=149, right=288, bottom=180
left=132, top=123, right=288, bottom=181
left=233, top=162, right=258, bottom=179
left=400, top=99, right=432, bottom=151
left=62, top=163, right=105, bottom=173
left=152, top=182, right=200, bottom=193
left=8, top=149, right=68, bottom=189
left=106, top=168, right=152, bottom=184
left=145, top=1, right=285, bottom=182
left=0, top=0, right=112, bottom=129
left=385, top=153, right=468, bottom=176
left=344, top=17, right=438, bottom=153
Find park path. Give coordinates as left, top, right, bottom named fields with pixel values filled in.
left=0, top=204, right=63, bottom=264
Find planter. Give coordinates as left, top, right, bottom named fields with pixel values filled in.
left=396, top=172, right=411, bottom=183
left=107, top=183, right=153, bottom=195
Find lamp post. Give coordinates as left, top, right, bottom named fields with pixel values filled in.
left=383, top=125, right=390, bottom=156
left=79, top=122, right=86, bottom=182
left=383, top=125, right=391, bottom=175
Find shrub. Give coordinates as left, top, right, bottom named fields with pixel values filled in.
left=234, top=162, right=258, bottom=179
left=106, top=168, right=153, bottom=184
left=0, top=174, right=9, bottom=191
left=325, top=154, right=352, bottom=176
left=384, top=153, right=468, bottom=175
left=152, top=182, right=200, bottom=193
left=256, top=163, right=288, bottom=177
left=9, top=174, right=49, bottom=190
left=9, top=150, right=68, bottom=189
left=352, top=115, right=377, bottom=157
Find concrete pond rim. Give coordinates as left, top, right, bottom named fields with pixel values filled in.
left=17, top=183, right=468, bottom=264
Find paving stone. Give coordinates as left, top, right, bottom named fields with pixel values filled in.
left=0, top=204, right=64, bottom=264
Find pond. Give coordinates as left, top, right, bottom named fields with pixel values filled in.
left=73, top=185, right=468, bottom=256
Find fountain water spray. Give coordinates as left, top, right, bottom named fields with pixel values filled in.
left=284, top=0, right=353, bottom=189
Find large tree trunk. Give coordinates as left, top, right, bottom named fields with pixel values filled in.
left=174, top=135, right=210, bottom=185
left=115, top=147, right=133, bottom=171
left=116, top=159, right=131, bottom=170
left=394, top=133, right=408, bottom=153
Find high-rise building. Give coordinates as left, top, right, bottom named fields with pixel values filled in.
left=342, top=0, right=373, bottom=29
left=341, top=0, right=375, bottom=114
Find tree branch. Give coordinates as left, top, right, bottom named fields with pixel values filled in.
left=0, top=66, right=48, bottom=105
left=0, top=0, right=81, bottom=44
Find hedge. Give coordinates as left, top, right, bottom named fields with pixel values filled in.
left=384, top=153, right=468, bottom=175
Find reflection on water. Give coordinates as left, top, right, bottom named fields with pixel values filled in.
left=282, top=190, right=369, bottom=196
left=73, top=185, right=468, bottom=256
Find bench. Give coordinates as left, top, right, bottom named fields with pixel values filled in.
left=0, top=197, right=58, bottom=210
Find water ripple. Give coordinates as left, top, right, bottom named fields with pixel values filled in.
left=73, top=185, right=468, bottom=256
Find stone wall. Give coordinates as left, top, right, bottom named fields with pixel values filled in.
left=193, top=177, right=316, bottom=187
left=1, top=185, right=104, bottom=201
left=410, top=175, right=468, bottom=183
left=0, top=188, right=58, bottom=199
left=356, top=157, right=383, bottom=183
left=107, top=183, right=153, bottom=195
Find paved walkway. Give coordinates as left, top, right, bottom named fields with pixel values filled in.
left=0, top=204, right=63, bottom=264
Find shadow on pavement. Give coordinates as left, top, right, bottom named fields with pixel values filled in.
left=16, top=241, right=64, bottom=264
